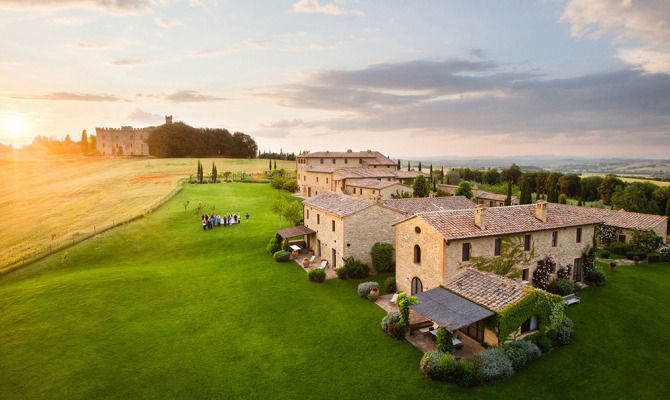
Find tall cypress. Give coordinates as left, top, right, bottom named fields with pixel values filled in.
left=441, top=166, right=445, bottom=184
left=407, top=161, right=411, bottom=171
left=504, top=181, right=512, bottom=206
left=418, top=162, right=422, bottom=172
left=269, top=159, right=272, bottom=172
left=274, top=160, right=277, bottom=170
left=397, top=159, right=401, bottom=170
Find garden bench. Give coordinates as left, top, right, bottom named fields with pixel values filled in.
left=563, top=294, right=581, bottom=307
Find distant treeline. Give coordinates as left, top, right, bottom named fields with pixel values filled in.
left=257, top=149, right=296, bottom=160
left=146, top=122, right=258, bottom=158
left=26, top=131, right=95, bottom=155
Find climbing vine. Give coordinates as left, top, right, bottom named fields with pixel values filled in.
left=487, top=288, right=564, bottom=343
left=396, top=293, right=419, bottom=329
left=468, top=234, right=535, bottom=279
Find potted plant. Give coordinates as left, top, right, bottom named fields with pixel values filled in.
left=610, top=262, right=616, bottom=271
left=302, top=258, right=310, bottom=268
left=633, top=256, right=640, bottom=265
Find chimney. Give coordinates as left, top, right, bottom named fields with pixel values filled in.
left=536, top=200, right=547, bottom=222
left=474, top=205, right=487, bottom=230
left=472, top=184, right=479, bottom=198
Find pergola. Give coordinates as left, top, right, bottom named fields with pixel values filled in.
left=275, top=225, right=316, bottom=247
left=411, top=287, right=495, bottom=332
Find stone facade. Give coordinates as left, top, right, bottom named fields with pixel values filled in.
left=96, top=115, right=171, bottom=156
left=345, top=182, right=412, bottom=200
left=395, top=214, right=597, bottom=295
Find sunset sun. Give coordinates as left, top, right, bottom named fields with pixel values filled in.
left=4, top=117, right=27, bottom=136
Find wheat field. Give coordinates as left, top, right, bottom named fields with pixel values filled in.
left=0, top=156, right=294, bottom=271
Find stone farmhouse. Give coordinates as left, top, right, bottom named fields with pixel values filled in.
left=394, top=200, right=602, bottom=297
left=296, top=150, right=428, bottom=199
left=575, top=207, right=667, bottom=243
left=437, top=183, right=520, bottom=206
left=96, top=115, right=172, bottom=156
left=301, top=192, right=476, bottom=268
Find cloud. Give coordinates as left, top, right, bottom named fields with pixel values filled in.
left=0, top=0, right=154, bottom=14
left=69, top=42, right=108, bottom=50
left=253, top=130, right=291, bottom=139
left=155, top=17, right=183, bottom=28
left=10, top=92, right=120, bottom=101
left=255, top=57, right=670, bottom=148
left=163, top=90, right=227, bottom=102
left=128, top=108, right=163, bottom=124
left=109, top=59, right=147, bottom=66
left=292, top=0, right=364, bottom=16
left=469, top=48, right=487, bottom=59
left=561, top=0, right=670, bottom=74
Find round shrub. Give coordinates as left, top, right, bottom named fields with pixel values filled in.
left=308, top=268, right=326, bottom=283
left=500, top=343, right=527, bottom=370
left=381, top=311, right=399, bottom=332
left=434, top=354, right=457, bottom=381
left=529, top=333, right=552, bottom=353
left=626, top=250, right=645, bottom=260
left=547, top=278, right=575, bottom=296
left=511, top=340, right=541, bottom=362
left=608, top=241, right=631, bottom=256
left=455, top=359, right=476, bottom=386
left=419, top=351, right=444, bottom=379
left=370, top=242, right=395, bottom=273
left=585, top=269, right=607, bottom=286
left=346, top=260, right=370, bottom=279
left=273, top=250, right=291, bottom=262
left=382, top=276, right=396, bottom=294
left=335, top=267, right=348, bottom=280
left=549, top=316, right=574, bottom=346
left=473, top=347, right=514, bottom=383
left=648, top=253, right=660, bottom=263
left=266, top=237, right=281, bottom=254
left=357, top=281, right=379, bottom=298
left=386, top=318, right=406, bottom=340
left=600, top=251, right=610, bottom=259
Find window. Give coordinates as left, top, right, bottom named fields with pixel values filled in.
left=359, top=159, right=362, bottom=164
left=317, top=214, right=320, bottom=224
left=415, top=226, right=421, bottom=234
left=332, top=220, right=335, bottom=232
left=306, top=209, right=310, bottom=219
left=576, top=227, right=582, bottom=243
left=494, top=238, right=501, bottom=256
left=618, top=234, right=626, bottom=243
left=413, top=245, right=421, bottom=263
left=411, top=277, right=423, bottom=296
left=326, top=178, right=329, bottom=184
left=332, top=158, right=336, bottom=164
left=320, top=158, right=324, bottom=164
left=524, top=234, right=531, bottom=251
left=521, top=315, right=538, bottom=333
left=522, top=268, right=529, bottom=281
left=345, top=158, right=348, bottom=164
left=489, top=201, right=494, bottom=207
left=573, top=258, right=582, bottom=281
left=316, top=177, right=319, bottom=183
left=304, top=176, right=306, bottom=181
left=551, top=231, right=558, bottom=247
left=360, top=188, right=363, bottom=195
left=462, top=243, right=470, bottom=261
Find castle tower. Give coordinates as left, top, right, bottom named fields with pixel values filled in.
left=165, top=115, right=173, bottom=125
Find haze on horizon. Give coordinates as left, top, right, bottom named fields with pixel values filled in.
left=1, top=0, right=669, bottom=158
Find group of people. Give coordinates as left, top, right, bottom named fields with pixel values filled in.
left=202, top=212, right=249, bottom=230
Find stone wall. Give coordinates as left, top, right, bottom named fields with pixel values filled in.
left=303, top=205, right=344, bottom=268
left=343, top=205, right=404, bottom=266
left=96, top=126, right=152, bottom=156
left=395, top=216, right=445, bottom=295
left=298, top=171, right=336, bottom=197
left=617, top=219, right=668, bottom=244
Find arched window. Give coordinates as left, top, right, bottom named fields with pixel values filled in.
left=413, top=245, right=421, bottom=264
left=411, top=277, right=423, bottom=296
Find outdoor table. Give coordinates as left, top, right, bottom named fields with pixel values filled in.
left=289, top=245, right=301, bottom=251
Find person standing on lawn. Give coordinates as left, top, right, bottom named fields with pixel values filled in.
left=246, top=212, right=250, bottom=223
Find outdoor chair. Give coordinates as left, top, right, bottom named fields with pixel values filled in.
left=318, top=260, right=327, bottom=270
left=390, top=293, right=398, bottom=303
left=309, top=255, right=316, bottom=263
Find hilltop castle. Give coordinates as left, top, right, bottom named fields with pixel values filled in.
left=96, top=115, right=172, bottom=156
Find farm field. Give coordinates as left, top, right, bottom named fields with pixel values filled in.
left=0, top=156, right=293, bottom=271
left=1, top=183, right=669, bottom=399
left=583, top=174, right=670, bottom=187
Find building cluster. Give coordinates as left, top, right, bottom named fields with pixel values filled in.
left=95, top=115, right=172, bottom=156
left=291, top=149, right=668, bottom=347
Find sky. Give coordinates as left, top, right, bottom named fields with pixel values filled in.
left=0, top=0, right=669, bottom=158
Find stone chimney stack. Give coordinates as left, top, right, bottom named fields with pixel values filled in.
left=536, top=200, right=548, bottom=222
left=472, top=184, right=479, bottom=199
left=474, top=205, right=487, bottom=230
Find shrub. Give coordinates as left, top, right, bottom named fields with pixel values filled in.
left=272, top=250, right=291, bottom=262
left=547, top=278, right=575, bottom=296
left=626, top=250, right=645, bottom=260
left=382, top=276, right=396, bottom=294
left=528, top=333, right=552, bottom=353
left=282, top=239, right=290, bottom=252
left=337, top=257, right=370, bottom=279
left=648, top=253, right=660, bottom=263
left=270, top=175, right=286, bottom=189
left=548, top=316, right=574, bottom=346
left=308, top=268, right=326, bottom=283
left=608, top=241, right=631, bottom=256
left=600, top=251, right=610, bottom=259
left=282, top=179, right=298, bottom=192
left=436, top=327, right=454, bottom=354
left=381, top=311, right=399, bottom=332
left=511, top=340, right=541, bottom=362
left=473, top=347, right=514, bottom=382
left=266, top=237, right=281, bottom=254
left=419, top=351, right=444, bottom=379
left=335, top=267, right=348, bottom=280
left=585, top=269, right=607, bottom=286
left=386, top=319, right=406, bottom=340
left=455, top=359, right=476, bottom=386
left=499, top=343, right=527, bottom=370
left=434, top=354, right=458, bottom=381
left=357, top=281, right=379, bottom=298
left=370, top=242, right=395, bottom=273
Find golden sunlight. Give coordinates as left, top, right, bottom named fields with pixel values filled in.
left=3, top=117, right=27, bottom=136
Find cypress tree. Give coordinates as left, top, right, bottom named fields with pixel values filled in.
left=397, top=159, right=401, bottom=170
left=407, top=161, right=411, bottom=171
left=666, top=199, right=670, bottom=232
left=269, top=159, right=272, bottom=172
left=441, top=166, right=445, bottom=184
left=274, top=160, right=277, bottom=170
left=418, top=162, right=422, bottom=172
left=504, top=180, right=512, bottom=206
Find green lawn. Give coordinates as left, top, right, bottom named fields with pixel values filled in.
left=1, top=183, right=669, bottom=399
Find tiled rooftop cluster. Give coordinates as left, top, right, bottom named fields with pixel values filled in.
left=379, top=197, right=476, bottom=215
left=444, top=268, right=528, bottom=311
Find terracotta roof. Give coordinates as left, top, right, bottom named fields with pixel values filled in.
left=566, top=206, right=668, bottom=231
left=395, top=170, right=430, bottom=179
left=411, top=203, right=603, bottom=241
left=444, top=268, right=529, bottom=312
left=276, top=225, right=316, bottom=239
left=345, top=179, right=406, bottom=189
left=302, top=192, right=374, bottom=217
left=302, top=150, right=396, bottom=166
left=475, top=190, right=519, bottom=202
left=379, top=196, right=475, bottom=215
left=305, top=166, right=337, bottom=173
left=333, top=168, right=397, bottom=179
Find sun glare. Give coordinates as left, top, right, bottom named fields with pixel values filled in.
left=4, top=117, right=27, bottom=136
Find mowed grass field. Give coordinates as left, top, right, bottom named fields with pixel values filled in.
left=583, top=174, right=670, bottom=187
left=1, top=183, right=670, bottom=399
left=0, top=156, right=293, bottom=270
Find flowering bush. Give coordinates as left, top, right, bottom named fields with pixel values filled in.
left=556, top=263, right=571, bottom=279
left=659, top=245, right=670, bottom=257
left=598, top=225, right=620, bottom=246
left=532, top=255, right=557, bottom=290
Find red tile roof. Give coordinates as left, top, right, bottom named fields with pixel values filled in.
left=410, top=203, right=603, bottom=241
left=444, top=268, right=529, bottom=312
left=346, top=179, right=407, bottom=189
left=565, top=205, right=667, bottom=231
left=476, top=189, right=519, bottom=202
left=302, top=192, right=375, bottom=217
left=395, top=170, right=430, bottom=179
left=333, top=168, right=397, bottom=179
left=379, top=196, right=475, bottom=215
left=302, top=150, right=396, bottom=166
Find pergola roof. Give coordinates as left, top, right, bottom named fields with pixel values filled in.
left=276, top=225, right=316, bottom=239
left=411, top=287, right=495, bottom=331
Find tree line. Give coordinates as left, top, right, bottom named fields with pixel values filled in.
left=24, top=130, right=96, bottom=155
left=258, top=149, right=296, bottom=160
left=145, top=122, right=258, bottom=158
